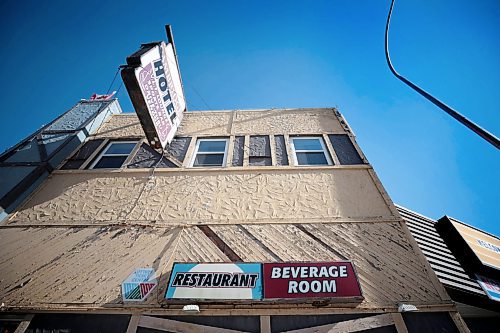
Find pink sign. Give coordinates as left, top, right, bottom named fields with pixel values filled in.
left=137, top=62, right=172, bottom=144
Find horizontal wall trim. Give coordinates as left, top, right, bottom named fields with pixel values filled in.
left=3, top=217, right=402, bottom=228
left=52, top=164, right=373, bottom=175
left=1, top=303, right=457, bottom=316
left=110, top=108, right=340, bottom=116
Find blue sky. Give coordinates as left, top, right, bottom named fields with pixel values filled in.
left=0, top=0, right=498, bottom=234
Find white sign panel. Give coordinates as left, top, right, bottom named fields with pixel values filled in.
left=165, top=263, right=262, bottom=300
left=124, top=41, right=186, bottom=149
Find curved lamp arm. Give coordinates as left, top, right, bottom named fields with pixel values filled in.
left=385, top=0, right=499, bottom=149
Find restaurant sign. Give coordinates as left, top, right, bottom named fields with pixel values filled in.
left=165, top=262, right=362, bottom=301
left=166, top=263, right=262, bottom=300
left=121, top=41, right=186, bottom=149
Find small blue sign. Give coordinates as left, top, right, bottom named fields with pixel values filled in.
left=122, top=268, right=157, bottom=301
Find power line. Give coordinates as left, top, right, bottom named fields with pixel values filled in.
left=188, top=83, right=212, bottom=110
left=385, top=0, right=499, bottom=149
left=106, top=67, right=121, bottom=95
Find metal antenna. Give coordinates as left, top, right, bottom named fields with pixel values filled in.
left=385, top=0, right=499, bottom=149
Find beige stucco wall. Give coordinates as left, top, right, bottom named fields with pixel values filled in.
left=0, top=108, right=452, bottom=312
left=94, top=108, right=349, bottom=138
left=10, top=169, right=394, bottom=225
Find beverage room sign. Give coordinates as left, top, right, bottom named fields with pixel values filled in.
left=263, top=262, right=362, bottom=299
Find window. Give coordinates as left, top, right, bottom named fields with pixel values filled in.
left=290, top=137, right=332, bottom=166
left=89, top=141, right=138, bottom=169
left=61, top=139, right=105, bottom=170
left=191, top=138, right=229, bottom=167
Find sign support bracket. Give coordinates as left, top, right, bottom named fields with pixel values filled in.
left=165, top=24, right=188, bottom=112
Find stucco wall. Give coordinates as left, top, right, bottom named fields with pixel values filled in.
left=0, top=108, right=452, bottom=313
left=9, top=168, right=393, bottom=225
left=95, top=108, right=346, bottom=138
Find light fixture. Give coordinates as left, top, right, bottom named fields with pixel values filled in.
left=398, top=303, right=418, bottom=312
left=182, top=304, right=200, bottom=313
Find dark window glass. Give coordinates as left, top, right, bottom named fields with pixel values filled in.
left=249, top=157, right=272, bottom=166
left=232, top=136, right=245, bottom=166
left=275, top=135, right=289, bottom=166
left=60, top=139, right=104, bottom=170
left=93, top=156, right=127, bottom=169
left=127, top=143, right=178, bottom=169
left=105, top=142, right=137, bottom=155
left=193, top=154, right=224, bottom=167
left=328, top=134, right=363, bottom=165
left=61, top=160, right=86, bottom=170
left=296, top=152, right=328, bottom=165
left=198, top=140, right=226, bottom=153
left=166, top=137, right=191, bottom=162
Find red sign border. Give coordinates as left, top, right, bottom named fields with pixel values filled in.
left=262, top=261, right=364, bottom=302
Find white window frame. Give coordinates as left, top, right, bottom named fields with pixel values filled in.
left=290, top=136, right=333, bottom=166
left=190, top=138, right=229, bottom=168
left=89, top=140, right=139, bottom=169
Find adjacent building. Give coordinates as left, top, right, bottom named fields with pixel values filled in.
left=398, top=206, right=500, bottom=332
left=0, top=100, right=472, bottom=332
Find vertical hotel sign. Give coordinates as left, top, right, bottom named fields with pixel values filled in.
left=121, top=41, right=186, bottom=149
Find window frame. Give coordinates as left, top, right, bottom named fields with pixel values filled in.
left=190, top=138, right=229, bottom=168
left=290, top=136, right=333, bottom=166
left=88, top=140, right=139, bottom=169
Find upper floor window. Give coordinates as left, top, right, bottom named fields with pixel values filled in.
left=89, top=141, right=138, bottom=169
left=191, top=138, right=229, bottom=167
left=290, top=137, right=332, bottom=166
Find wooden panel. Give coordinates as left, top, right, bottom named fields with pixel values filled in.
left=138, top=315, right=250, bottom=333
left=302, top=222, right=444, bottom=305
left=211, top=225, right=278, bottom=262
left=260, top=315, right=271, bottom=333
left=173, top=227, right=229, bottom=262
left=13, top=315, right=33, bottom=333
left=0, top=227, right=179, bottom=306
left=391, top=313, right=408, bottom=333
left=126, top=314, right=140, bottom=333
left=282, top=313, right=394, bottom=333
left=449, top=312, right=471, bottom=333
left=242, top=224, right=335, bottom=261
